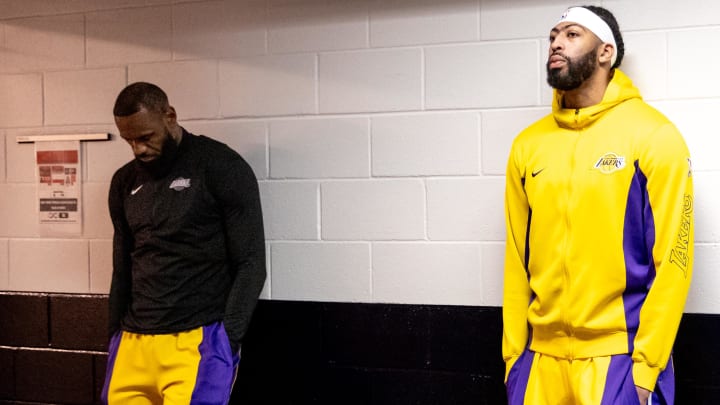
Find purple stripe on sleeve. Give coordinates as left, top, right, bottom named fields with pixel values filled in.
left=524, top=208, right=532, bottom=271
left=622, top=161, right=656, bottom=352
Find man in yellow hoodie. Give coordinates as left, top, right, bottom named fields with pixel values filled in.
left=503, top=6, right=693, bottom=405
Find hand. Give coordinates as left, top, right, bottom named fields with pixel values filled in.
left=636, top=386, right=651, bottom=405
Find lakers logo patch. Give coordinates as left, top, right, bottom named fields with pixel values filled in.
left=594, top=152, right=626, bottom=174
left=169, top=177, right=191, bottom=191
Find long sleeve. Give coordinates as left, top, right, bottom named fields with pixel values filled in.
left=502, top=141, right=533, bottom=381
left=632, top=123, right=694, bottom=390
left=208, top=151, right=266, bottom=352
left=107, top=171, right=133, bottom=338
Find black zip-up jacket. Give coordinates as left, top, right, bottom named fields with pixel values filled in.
left=107, top=129, right=266, bottom=352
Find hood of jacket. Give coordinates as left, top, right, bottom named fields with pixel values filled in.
left=552, top=69, right=642, bottom=129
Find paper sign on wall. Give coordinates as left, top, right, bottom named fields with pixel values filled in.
left=35, top=141, right=82, bottom=235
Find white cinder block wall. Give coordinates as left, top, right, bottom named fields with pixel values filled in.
left=1, top=0, right=719, bottom=313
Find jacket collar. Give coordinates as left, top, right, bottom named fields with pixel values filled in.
left=552, top=69, right=642, bottom=129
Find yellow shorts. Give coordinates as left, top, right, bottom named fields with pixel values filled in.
left=101, top=321, right=239, bottom=405
left=506, top=349, right=674, bottom=405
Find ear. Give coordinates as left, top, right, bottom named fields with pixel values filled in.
left=598, top=43, right=615, bottom=65
left=163, top=106, right=178, bottom=125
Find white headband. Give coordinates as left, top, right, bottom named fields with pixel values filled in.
left=557, top=7, right=617, bottom=66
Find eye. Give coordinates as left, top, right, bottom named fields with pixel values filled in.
left=567, top=31, right=579, bottom=38
left=124, top=134, right=152, bottom=145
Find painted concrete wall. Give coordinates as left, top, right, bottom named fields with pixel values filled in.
left=0, top=0, right=718, bottom=313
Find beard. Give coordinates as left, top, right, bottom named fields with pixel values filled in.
left=546, top=47, right=598, bottom=91
left=134, top=130, right=179, bottom=179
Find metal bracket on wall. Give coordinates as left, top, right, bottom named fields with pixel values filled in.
left=15, top=133, right=111, bottom=143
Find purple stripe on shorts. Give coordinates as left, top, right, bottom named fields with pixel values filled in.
left=622, top=161, right=656, bottom=352
left=100, top=331, right=123, bottom=405
left=600, top=354, right=634, bottom=405
left=506, top=348, right=534, bottom=405
left=601, top=354, right=675, bottom=405
left=190, top=322, right=240, bottom=405
left=653, top=356, right=675, bottom=405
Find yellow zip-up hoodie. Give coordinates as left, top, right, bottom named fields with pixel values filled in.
left=502, top=70, right=693, bottom=391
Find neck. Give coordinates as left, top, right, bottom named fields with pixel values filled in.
left=562, top=68, right=613, bottom=109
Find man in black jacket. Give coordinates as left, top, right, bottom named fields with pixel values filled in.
left=102, top=82, right=266, bottom=404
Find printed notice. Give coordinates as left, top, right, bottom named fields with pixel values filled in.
left=36, top=141, right=82, bottom=235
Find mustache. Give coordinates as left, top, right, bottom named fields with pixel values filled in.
left=547, top=52, right=569, bottom=70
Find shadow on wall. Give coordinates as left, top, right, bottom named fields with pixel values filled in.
left=0, top=0, right=485, bottom=58
left=0, top=0, right=477, bottom=122
left=0, top=0, right=575, bottom=121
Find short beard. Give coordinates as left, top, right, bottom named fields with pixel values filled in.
left=546, top=47, right=598, bottom=91
left=135, top=131, right=179, bottom=179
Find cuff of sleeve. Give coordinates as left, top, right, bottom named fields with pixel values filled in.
left=632, top=361, right=660, bottom=392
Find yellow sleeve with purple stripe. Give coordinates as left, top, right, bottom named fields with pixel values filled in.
left=502, top=133, right=534, bottom=380
left=631, top=123, right=693, bottom=391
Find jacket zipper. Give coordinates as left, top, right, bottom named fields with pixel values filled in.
left=563, top=117, right=581, bottom=357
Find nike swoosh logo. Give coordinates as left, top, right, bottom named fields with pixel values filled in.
left=131, top=185, right=143, bottom=195
left=531, top=169, right=545, bottom=177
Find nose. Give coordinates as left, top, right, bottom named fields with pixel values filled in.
left=129, top=139, right=147, bottom=156
left=550, top=36, right=564, bottom=53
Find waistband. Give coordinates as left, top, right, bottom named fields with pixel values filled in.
left=530, top=328, right=629, bottom=359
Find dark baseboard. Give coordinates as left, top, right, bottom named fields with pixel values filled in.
left=0, top=294, right=718, bottom=404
